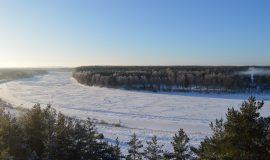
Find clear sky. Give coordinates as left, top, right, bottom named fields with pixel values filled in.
left=0, top=0, right=269, bottom=67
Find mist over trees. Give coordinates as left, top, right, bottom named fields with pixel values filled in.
left=1, top=97, right=270, bottom=159
left=73, top=66, right=270, bottom=93
left=0, top=69, right=47, bottom=81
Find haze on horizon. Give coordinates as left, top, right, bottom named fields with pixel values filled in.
left=0, top=0, right=269, bottom=68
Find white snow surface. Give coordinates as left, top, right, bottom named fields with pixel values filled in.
left=0, top=71, right=270, bottom=151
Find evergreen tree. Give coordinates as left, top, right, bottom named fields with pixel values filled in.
left=0, top=107, right=13, bottom=159
left=171, top=129, right=190, bottom=160
left=198, top=96, right=270, bottom=159
left=22, top=104, right=50, bottom=158
left=114, top=137, right=122, bottom=160
left=144, top=136, right=164, bottom=160
left=126, top=133, right=144, bottom=160
left=76, top=118, right=110, bottom=160
left=0, top=104, right=117, bottom=160
left=41, top=105, right=57, bottom=160
left=163, top=150, right=175, bottom=160
left=54, top=113, right=76, bottom=159
left=0, top=107, right=30, bottom=159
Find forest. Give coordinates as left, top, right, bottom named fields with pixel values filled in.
left=73, top=66, right=270, bottom=93
left=1, top=97, right=270, bottom=159
left=0, top=69, right=47, bottom=81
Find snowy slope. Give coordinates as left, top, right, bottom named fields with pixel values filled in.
left=0, top=71, right=269, bottom=151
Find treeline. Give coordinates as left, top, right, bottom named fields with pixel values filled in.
left=1, top=97, right=270, bottom=159
left=0, top=69, right=47, bottom=81
left=72, top=66, right=270, bottom=93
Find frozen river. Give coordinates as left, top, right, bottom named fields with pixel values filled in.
left=0, top=71, right=269, bottom=150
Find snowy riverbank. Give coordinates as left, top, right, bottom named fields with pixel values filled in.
left=0, top=71, right=269, bottom=151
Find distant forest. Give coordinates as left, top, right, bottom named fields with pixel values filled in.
left=72, top=66, right=270, bottom=93
left=0, top=69, right=47, bottom=81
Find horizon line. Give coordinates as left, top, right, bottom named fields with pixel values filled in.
left=1, top=65, right=270, bottom=69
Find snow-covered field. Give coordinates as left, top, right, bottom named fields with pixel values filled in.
left=0, top=71, right=269, bottom=151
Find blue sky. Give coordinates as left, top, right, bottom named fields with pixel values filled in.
left=0, top=0, right=269, bottom=67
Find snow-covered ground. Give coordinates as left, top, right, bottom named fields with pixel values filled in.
left=0, top=71, right=269, bottom=151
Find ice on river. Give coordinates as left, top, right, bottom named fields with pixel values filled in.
left=0, top=71, right=269, bottom=151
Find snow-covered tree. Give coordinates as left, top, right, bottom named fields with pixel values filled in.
left=171, top=129, right=190, bottom=160
left=144, top=136, right=164, bottom=160
left=126, top=133, right=144, bottom=160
